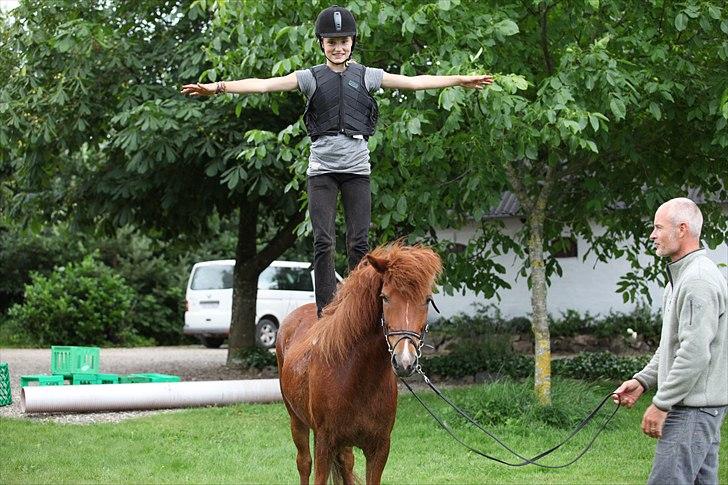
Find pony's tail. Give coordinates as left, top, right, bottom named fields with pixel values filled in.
left=329, top=452, right=361, bottom=485
left=330, top=458, right=344, bottom=485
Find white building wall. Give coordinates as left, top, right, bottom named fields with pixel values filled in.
left=435, top=219, right=728, bottom=319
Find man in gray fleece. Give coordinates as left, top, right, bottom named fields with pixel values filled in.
left=614, top=197, right=728, bottom=484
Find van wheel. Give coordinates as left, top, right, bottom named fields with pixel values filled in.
left=200, top=336, right=224, bottom=348
left=255, top=318, right=279, bottom=349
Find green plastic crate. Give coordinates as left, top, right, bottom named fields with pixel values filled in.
left=72, top=373, right=100, bottom=385
left=120, top=373, right=181, bottom=383
left=0, top=362, right=11, bottom=406
left=51, top=346, right=100, bottom=376
left=96, top=373, right=119, bottom=384
left=20, top=374, right=65, bottom=387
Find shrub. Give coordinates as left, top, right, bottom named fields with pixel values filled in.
left=422, top=335, right=532, bottom=379
left=0, top=312, right=33, bottom=347
left=429, top=304, right=531, bottom=340
left=548, top=306, right=660, bottom=342
left=236, top=347, right=277, bottom=369
left=6, top=255, right=145, bottom=346
left=553, top=351, right=651, bottom=380
left=95, top=227, right=190, bottom=345
left=424, top=348, right=651, bottom=383
left=0, top=225, right=84, bottom=313
left=549, top=309, right=596, bottom=337
left=429, top=304, right=660, bottom=352
left=593, top=306, right=661, bottom=345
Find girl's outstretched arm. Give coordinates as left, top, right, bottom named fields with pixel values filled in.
left=181, top=72, right=299, bottom=96
left=381, top=72, right=493, bottom=91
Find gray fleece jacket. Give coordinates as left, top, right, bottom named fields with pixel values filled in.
left=634, top=249, right=728, bottom=411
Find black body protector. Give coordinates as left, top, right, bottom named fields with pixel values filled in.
left=303, top=63, right=379, bottom=141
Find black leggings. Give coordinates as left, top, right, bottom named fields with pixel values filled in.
left=307, top=173, right=371, bottom=315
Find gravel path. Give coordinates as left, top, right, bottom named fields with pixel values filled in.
left=0, top=346, right=276, bottom=424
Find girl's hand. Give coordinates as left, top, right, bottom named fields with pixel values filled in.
left=180, top=83, right=216, bottom=96
left=459, top=74, right=494, bottom=89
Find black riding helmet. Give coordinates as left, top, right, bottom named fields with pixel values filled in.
left=315, top=5, right=357, bottom=63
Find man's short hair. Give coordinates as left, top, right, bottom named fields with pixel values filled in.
left=666, top=197, right=703, bottom=238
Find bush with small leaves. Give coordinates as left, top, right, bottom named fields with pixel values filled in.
left=553, top=351, right=651, bottom=381
left=236, top=347, right=277, bottom=369
left=6, top=255, right=142, bottom=346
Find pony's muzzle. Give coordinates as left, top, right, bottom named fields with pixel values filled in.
left=391, top=342, right=418, bottom=377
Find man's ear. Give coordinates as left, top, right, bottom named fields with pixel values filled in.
left=678, top=222, right=689, bottom=238
left=366, top=254, right=388, bottom=274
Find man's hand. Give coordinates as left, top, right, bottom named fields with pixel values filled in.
left=180, top=83, right=216, bottom=96
left=613, top=378, right=644, bottom=407
left=642, top=404, right=668, bottom=439
left=458, top=74, right=494, bottom=89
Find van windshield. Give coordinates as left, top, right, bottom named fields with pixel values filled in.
left=259, top=267, right=313, bottom=291
left=191, top=264, right=313, bottom=291
left=191, top=265, right=234, bottom=290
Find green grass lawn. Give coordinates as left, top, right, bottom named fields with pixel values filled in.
left=2, top=380, right=726, bottom=484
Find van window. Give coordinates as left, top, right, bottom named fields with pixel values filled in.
left=258, top=267, right=313, bottom=292
left=191, top=265, right=234, bottom=290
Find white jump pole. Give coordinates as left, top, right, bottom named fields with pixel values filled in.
left=21, top=379, right=282, bottom=413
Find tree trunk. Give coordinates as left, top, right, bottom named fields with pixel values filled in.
left=504, top=159, right=555, bottom=405
left=528, top=209, right=551, bottom=406
left=225, top=196, right=306, bottom=365
left=227, top=201, right=259, bottom=365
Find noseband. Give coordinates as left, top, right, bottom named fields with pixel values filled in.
left=381, top=297, right=440, bottom=369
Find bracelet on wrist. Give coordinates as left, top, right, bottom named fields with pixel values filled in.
left=215, top=81, right=227, bottom=94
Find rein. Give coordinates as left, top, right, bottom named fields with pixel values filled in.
left=400, top=370, right=621, bottom=468
left=382, top=298, right=622, bottom=468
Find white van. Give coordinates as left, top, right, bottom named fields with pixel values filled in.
left=183, top=260, right=339, bottom=349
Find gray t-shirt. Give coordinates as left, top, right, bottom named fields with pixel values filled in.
left=296, top=64, right=384, bottom=176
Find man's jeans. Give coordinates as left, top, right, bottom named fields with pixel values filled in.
left=307, top=173, right=370, bottom=316
left=648, top=405, right=727, bottom=485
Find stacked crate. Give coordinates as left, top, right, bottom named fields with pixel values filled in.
left=21, top=346, right=111, bottom=386
left=0, top=362, right=11, bottom=406
left=20, top=346, right=180, bottom=387
left=119, top=373, right=180, bottom=383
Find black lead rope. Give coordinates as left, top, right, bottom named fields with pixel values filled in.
left=400, top=374, right=622, bottom=468
left=386, top=297, right=620, bottom=467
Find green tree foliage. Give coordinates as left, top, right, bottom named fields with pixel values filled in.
left=451, top=0, right=728, bottom=403
left=203, top=0, right=727, bottom=400
left=0, top=1, right=306, bottom=361
left=7, top=255, right=140, bottom=346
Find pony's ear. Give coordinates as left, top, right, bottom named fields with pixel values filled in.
left=366, top=254, right=388, bottom=274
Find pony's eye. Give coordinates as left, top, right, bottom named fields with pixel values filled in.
left=380, top=294, right=389, bottom=303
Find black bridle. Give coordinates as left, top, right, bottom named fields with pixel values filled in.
left=380, top=296, right=440, bottom=370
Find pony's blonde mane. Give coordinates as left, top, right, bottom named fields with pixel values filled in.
left=307, top=243, right=442, bottom=363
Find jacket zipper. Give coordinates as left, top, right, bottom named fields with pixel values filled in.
left=338, top=71, right=345, bottom=135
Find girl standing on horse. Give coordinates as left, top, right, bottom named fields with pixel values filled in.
left=182, top=5, right=493, bottom=317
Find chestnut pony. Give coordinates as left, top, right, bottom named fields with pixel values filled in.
left=276, top=244, right=442, bottom=485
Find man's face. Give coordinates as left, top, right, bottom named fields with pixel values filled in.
left=650, top=206, right=680, bottom=258
left=322, top=36, right=352, bottom=63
